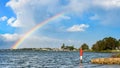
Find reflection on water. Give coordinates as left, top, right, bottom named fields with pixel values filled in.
left=79, top=63, right=83, bottom=68
left=0, top=50, right=119, bottom=68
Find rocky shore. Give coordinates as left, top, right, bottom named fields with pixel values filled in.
left=91, top=58, right=120, bottom=64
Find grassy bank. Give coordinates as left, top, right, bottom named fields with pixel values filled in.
left=88, top=50, right=120, bottom=53
left=111, top=53, right=120, bottom=58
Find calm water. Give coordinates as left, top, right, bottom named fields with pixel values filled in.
left=0, top=50, right=120, bottom=68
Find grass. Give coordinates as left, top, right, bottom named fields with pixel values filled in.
left=111, top=53, right=120, bottom=58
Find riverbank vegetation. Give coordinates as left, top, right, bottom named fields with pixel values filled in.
left=61, top=43, right=89, bottom=51
left=111, top=53, right=120, bottom=58
left=2, top=36, right=119, bottom=52
left=80, top=43, right=89, bottom=50
left=61, top=37, right=120, bottom=52
left=91, top=37, right=120, bottom=52
left=61, top=43, right=77, bottom=51
left=90, top=37, right=120, bottom=64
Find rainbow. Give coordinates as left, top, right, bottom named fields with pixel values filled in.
left=12, top=12, right=65, bottom=49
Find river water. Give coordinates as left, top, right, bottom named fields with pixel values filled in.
left=0, top=50, right=120, bottom=68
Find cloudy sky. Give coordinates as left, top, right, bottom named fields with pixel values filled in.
left=0, top=0, right=120, bottom=49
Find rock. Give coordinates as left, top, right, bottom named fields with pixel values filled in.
left=91, top=58, right=120, bottom=64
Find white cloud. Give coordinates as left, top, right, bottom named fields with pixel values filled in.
left=93, top=0, right=120, bottom=9
left=0, top=33, right=20, bottom=49
left=1, top=33, right=20, bottom=42
left=5, top=0, right=120, bottom=29
left=0, top=33, right=82, bottom=49
left=6, top=0, right=60, bottom=29
left=67, top=24, right=89, bottom=32
left=3, top=0, right=120, bottom=48
left=67, top=0, right=90, bottom=14
left=7, top=17, right=23, bottom=27
left=0, top=16, right=8, bottom=21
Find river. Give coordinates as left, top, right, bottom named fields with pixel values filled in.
left=0, top=50, right=120, bottom=68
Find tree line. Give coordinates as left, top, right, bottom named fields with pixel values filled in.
left=92, top=37, right=120, bottom=51
left=61, top=43, right=75, bottom=51
left=61, top=37, right=120, bottom=51
left=61, top=43, right=89, bottom=51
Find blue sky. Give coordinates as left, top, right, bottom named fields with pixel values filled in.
left=0, top=0, right=120, bottom=49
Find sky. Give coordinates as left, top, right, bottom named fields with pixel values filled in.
left=0, top=0, right=120, bottom=49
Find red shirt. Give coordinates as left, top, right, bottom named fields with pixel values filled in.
left=80, top=49, right=83, bottom=56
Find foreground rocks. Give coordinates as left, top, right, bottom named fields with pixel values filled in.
left=91, top=58, right=120, bottom=64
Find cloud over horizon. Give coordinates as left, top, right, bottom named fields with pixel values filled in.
left=0, top=33, right=82, bottom=49
left=0, top=0, right=120, bottom=49
left=0, top=33, right=19, bottom=49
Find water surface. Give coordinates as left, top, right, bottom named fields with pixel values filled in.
left=0, top=50, right=120, bottom=68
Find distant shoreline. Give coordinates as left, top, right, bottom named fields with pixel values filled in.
left=0, top=48, right=79, bottom=51
left=1, top=48, right=120, bottom=53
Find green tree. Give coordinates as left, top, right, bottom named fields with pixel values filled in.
left=92, top=44, right=98, bottom=51
left=61, top=43, right=75, bottom=51
left=92, top=40, right=105, bottom=51
left=61, top=43, right=65, bottom=49
left=68, top=45, right=74, bottom=51
left=117, top=39, right=120, bottom=50
left=103, top=37, right=119, bottom=50
left=64, top=45, right=74, bottom=51
left=81, top=43, right=89, bottom=50
left=92, top=37, right=119, bottom=51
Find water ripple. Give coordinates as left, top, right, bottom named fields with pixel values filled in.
left=0, top=51, right=118, bottom=68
